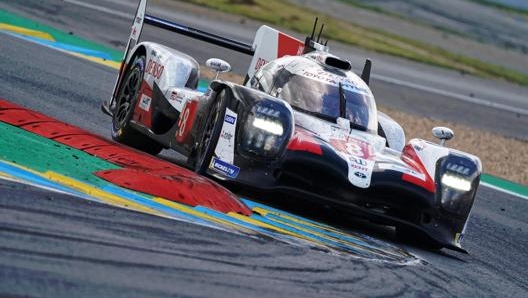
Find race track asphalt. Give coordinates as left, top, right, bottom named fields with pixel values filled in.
left=0, top=28, right=527, bottom=297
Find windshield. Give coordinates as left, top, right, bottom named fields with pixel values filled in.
left=275, top=73, right=377, bottom=132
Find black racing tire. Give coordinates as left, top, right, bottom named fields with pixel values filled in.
left=111, top=55, right=163, bottom=155
left=189, top=91, right=228, bottom=174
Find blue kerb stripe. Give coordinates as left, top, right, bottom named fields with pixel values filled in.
left=241, top=198, right=334, bottom=228
left=6, top=32, right=113, bottom=60
left=0, top=160, right=98, bottom=201
left=102, top=185, right=212, bottom=225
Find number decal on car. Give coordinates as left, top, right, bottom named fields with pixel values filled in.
left=176, top=100, right=198, bottom=143
left=177, top=107, right=190, bottom=138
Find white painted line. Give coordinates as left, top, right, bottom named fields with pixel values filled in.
left=63, top=0, right=131, bottom=19
left=372, top=73, right=528, bottom=116
left=481, top=182, right=528, bottom=201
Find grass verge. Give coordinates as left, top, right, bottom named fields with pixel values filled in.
left=177, top=0, right=528, bottom=86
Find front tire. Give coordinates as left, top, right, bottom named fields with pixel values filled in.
left=111, top=55, right=163, bottom=155
left=189, top=92, right=228, bottom=174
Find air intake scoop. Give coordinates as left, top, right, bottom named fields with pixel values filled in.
left=325, top=56, right=352, bottom=70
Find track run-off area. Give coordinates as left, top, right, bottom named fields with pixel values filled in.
left=1, top=5, right=527, bottom=297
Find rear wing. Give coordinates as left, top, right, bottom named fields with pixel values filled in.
left=140, top=16, right=305, bottom=81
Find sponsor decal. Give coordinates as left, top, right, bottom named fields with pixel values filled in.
left=135, top=16, right=142, bottom=24
left=220, top=131, right=233, bottom=141
left=210, top=157, right=240, bottom=178
left=170, top=91, right=184, bottom=104
left=298, top=70, right=370, bottom=94
left=301, top=70, right=339, bottom=85
left=350, top=163, right=368, bottom=172
left=170, top=91, right=178, bottom=101
left=138, top=94, right=151, bottom=111
left=145, top=59, right=164, bottom=80
left=446, top=163, right=471, bottom=176
left=224, top=114, right=236, bottom=124
left=215, top=108, right=237, bottom=164
left=254, top=57, right=268, bottom=71
left=350, top=156, right=367, bottom=166
left=354, top=171, right=367, bottom=179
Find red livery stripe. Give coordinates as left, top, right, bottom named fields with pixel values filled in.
left=401, top=144, right=436, bottom=193
left=287, top=129, right=323, bottom=155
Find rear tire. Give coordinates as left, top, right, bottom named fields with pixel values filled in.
left=111, top=55, right=163, bottom=155
left=188, top=92, right=227, bottom=174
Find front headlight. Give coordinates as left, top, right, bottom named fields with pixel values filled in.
left=252, top=117, right=284, bottom=135
left=239, top=100, right=293, bottom=159
left=441, top=173, right=471, bottom=192
left=437, top=154, right=480, bottom=216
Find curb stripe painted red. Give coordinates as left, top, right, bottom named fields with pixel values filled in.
left=0, top=99, right=251, bottom=216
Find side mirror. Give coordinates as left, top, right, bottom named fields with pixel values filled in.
left=432, top=126, right=454, bottom=146
left=206, top=58, right=231, bottom=79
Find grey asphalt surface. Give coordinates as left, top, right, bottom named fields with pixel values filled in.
left=1, top=23, right=528, bottom=298
left=0, top=0, right=527, bottom=140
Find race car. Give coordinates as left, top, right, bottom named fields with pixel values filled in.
left=101, top=0, right=481, bottom=252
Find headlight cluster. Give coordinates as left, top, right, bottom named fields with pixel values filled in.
left=239, top=101, right=292, bottom=159
left=251, top=117, right=284, bottom=135
left=438, top=156, right=479, bottom=216
left=441, top=173, right=472, bottom=192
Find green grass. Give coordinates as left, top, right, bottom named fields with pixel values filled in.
left=177, top=0, right=528, bottom=86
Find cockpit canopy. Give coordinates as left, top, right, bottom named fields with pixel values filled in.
left=250, top=55, right=378, bottom=133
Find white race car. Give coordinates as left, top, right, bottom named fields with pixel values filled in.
left=101, top=0, right=481, bottom=252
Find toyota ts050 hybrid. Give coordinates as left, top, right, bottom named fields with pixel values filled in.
left=101, top=0, right=482, bottom=252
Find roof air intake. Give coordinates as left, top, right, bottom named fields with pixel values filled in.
left=325, top=56, right=352, bottom=70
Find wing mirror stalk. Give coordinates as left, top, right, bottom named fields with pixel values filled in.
left=206, top=58, right=231, bottom=79
left=432, top=126, right=454, bottom=146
